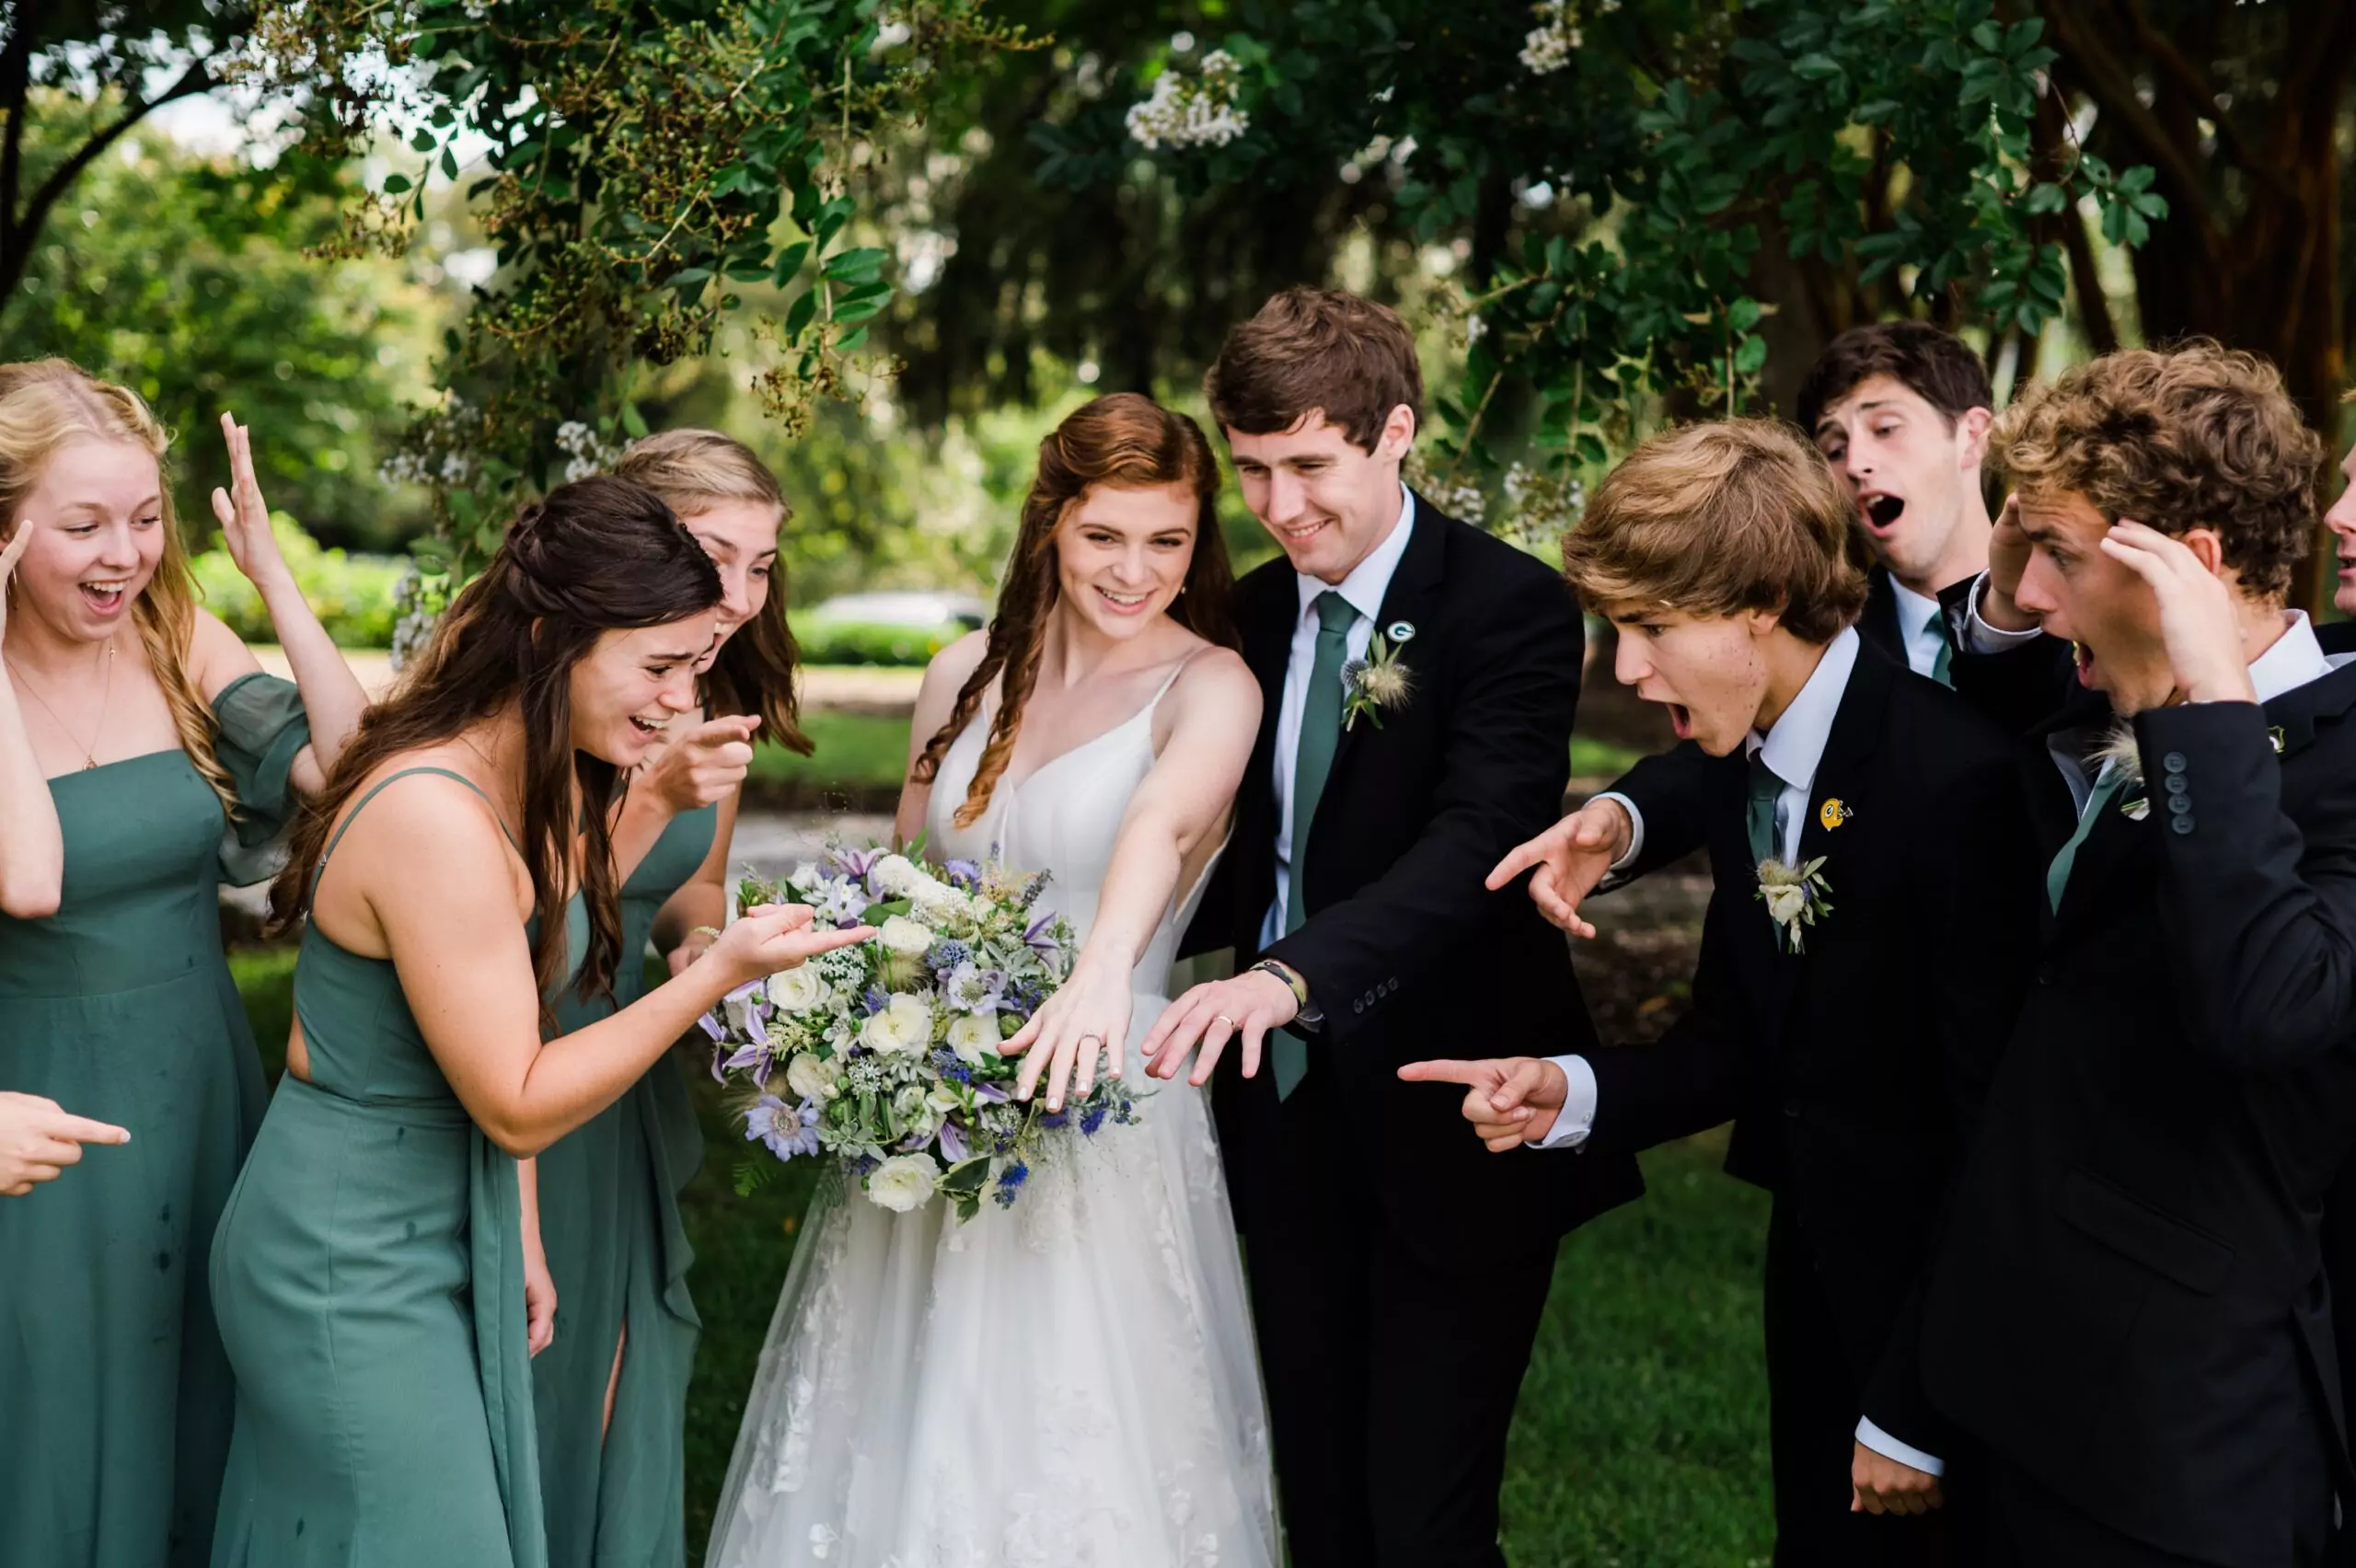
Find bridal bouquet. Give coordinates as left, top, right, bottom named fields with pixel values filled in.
left=702, top=842, right=1141, bottom=1221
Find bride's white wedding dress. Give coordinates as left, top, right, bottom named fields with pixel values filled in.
left=708, top=665, right=1278, bottom=1568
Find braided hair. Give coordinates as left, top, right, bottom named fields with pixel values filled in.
left=912, top=394, right=1236, bottom=827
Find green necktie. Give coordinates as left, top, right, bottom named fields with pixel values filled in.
left=1273, top=591, right=1358, bottom=1101
left=1745, top=751, right=1787, bottom=866
left=1925, top=605, right=1955, bottom=688
left=2046, top=766, right=2126, bottom=914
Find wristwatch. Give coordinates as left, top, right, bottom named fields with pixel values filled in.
left=1253, top=958, right=1322, bottom=1026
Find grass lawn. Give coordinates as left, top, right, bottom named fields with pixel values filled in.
left=754, top=709, right=1647, bottom=802
left=229, top=953, right=1772, bottom=1566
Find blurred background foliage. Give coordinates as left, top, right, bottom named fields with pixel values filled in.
left=4, top=0, right=2352, bottom=628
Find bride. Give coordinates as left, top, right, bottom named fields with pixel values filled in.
left=710, top=392, right=1276, bottom=1568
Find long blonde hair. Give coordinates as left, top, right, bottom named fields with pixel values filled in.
left=612, top=428, right=812, bottom=755
left=0, top=359, right=233, bottom=811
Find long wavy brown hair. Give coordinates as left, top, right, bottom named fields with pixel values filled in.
left=912, top=393, right=1236, bottom=828
left=270, top=477, right=722, bottom=1011
left=613, top=429, right=813, bottom=755
left=0, top=359, right=236, bottom=813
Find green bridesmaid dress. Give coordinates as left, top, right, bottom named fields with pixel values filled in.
left=0, top=673, right=309, bottom=1568
left=208, top=767, right=585, bottom=1568
left=532, top=804, right=716, bottom=1568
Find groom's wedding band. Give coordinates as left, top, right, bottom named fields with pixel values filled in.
left=1211, top=1014, right=1236, bottom=1031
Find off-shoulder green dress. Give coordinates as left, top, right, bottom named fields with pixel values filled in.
left=0, top=673, right=311, bottom=1568
left=207, top=766, right=585, bottom=1568
left=533, top=804, right=716, bottom=1568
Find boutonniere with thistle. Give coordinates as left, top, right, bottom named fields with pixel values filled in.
left=1341, top=622, right=1416, bottom=732
left=1755, top=856, right=1833, bottom=954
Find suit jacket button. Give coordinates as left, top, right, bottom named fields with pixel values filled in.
left=1352, top=997, right=1364, bottom=1014
left=2167, top=792, right=2192, bottom=813
left=2035, top=966, right=2052, bottom=986
left=2164, top=771, right=2188, bottom=794
left=1782, top=1099, right=1802, bottom=1119
left=2162, top=751, right=2189, bottom=773
left=2171, top=813, right=2196, bottom=836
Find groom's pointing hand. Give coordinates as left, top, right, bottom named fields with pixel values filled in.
left=1144, top=970, right=1299, bottom=1086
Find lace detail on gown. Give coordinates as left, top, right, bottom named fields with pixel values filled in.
left=709, top=666, right=1276, bottom=1568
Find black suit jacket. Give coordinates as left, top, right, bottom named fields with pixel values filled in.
left=1586, top=641, right=2038, bottom=1453
left=1859, top=563, right=1910, bottom=665
left=1923, top=650, right=2356, bottom=1563
left=1185, top=499, right=1644, bottom=1262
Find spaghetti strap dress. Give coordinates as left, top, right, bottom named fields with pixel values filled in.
left=0, top=672, right=310, bottom=1568
left=532, top=803, right=717, bottom=1568
left=207, top=766, right=584, bottom=1568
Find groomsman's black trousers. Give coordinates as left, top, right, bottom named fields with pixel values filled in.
left=1762, top=1202, right=1958, bottom=1568
left=1225, top=1070, right=1557, bottom=1568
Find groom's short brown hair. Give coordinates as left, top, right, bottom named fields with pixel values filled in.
left=1205, top=286, right=1425, bottom=454
left=1564, top=419, right=1867, bottom=645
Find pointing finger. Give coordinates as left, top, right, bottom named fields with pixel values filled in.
left=1397, top=1059, right=1490, bottom=1087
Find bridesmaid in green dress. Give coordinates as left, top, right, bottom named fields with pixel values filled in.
left=528, top=430, right=814, bottom=1568
left=205, top=475, right=869, bottom=1568
left=0, top=361, right=369, bottom=1568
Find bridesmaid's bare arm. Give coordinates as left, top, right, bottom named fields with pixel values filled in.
left=315, top=771, right=868, bottom=1156
left=192, top=414, right=369, bottom=790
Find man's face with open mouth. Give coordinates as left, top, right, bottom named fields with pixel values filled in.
left=1812, top=374, right=1984, bottom=592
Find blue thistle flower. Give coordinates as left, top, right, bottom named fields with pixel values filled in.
left=1080, top=1105, right=1107, bottom=1136
left=1039, top=1110, right=1068, bottom=1130
left=928, top=937, right=972, bottom=971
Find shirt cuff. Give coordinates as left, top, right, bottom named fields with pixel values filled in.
left=1528, top=1055, right=1598, bottom=1149
left=1593, top=792, right=1645, bottom=875
left=1960, top=572, right=2045, bottom=655
left=1854, top=1417, right=1945, bottom=1477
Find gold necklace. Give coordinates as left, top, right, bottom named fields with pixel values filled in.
left=6, top=640, right=116, bottom=770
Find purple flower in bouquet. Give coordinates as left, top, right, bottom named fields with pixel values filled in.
left=744, top=1095, right=820, bottom=1160
left=1080, top=1104, right=1108, bottom=1136
left=938, top=1119, right=970, bottom=1163
left=942, top=859, right=982, bottom=890
left=927, top=936, right=972, bottom=973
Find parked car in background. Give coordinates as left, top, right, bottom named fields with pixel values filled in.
left=798, top=590, right=991, bottom=666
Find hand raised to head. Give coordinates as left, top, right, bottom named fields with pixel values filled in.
left=2097, top=520, right=2258, bottom=706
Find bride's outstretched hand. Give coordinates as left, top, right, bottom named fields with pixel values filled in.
left=1002, top=956, right=1131, bottom=1113
left=708, top=904, right=873, bottom=986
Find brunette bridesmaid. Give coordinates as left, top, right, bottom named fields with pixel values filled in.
left=0, top=360, right=367, bottom=1568
left=204, top=476, right=865, bottom=1566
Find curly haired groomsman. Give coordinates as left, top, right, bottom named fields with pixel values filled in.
left=1144, top=287, right=1643, bottom=1568
left=1922, top=343, right=2356, bottom=1565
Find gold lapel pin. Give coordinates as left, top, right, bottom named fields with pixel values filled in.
left=1819, top=798, right=1852, bottom=830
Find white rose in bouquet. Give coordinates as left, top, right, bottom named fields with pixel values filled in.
left=912, top=882, right=972, bottom=927
left=866, top=1152, right=941, bottom=1213
left=878, top=916, right=937, bottom=957
left=859, top=992, right=933, bottom=1055
left=946, top=1012, right=999, bottom=1066
left=785, top=1051, right=839, bottom=1102
left=872, top=854, right=927, bottom=897
left=768, top=966, right=829, bottom=1013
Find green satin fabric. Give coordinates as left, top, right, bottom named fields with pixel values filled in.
left=532, top=803, right=716, bottom=1568
left=0, top=674, right=306, bottom=1568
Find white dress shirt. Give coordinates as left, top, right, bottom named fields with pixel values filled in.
left=1260, top=483, right=1417, bottom=947
left=1888, top=578, right=1947, bottom=681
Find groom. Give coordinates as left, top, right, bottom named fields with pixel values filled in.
left=1145, top=286, right=1642, bottom=1566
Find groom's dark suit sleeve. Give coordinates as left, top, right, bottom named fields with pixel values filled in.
left=1264, top=564, right=1581, bottom=1049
